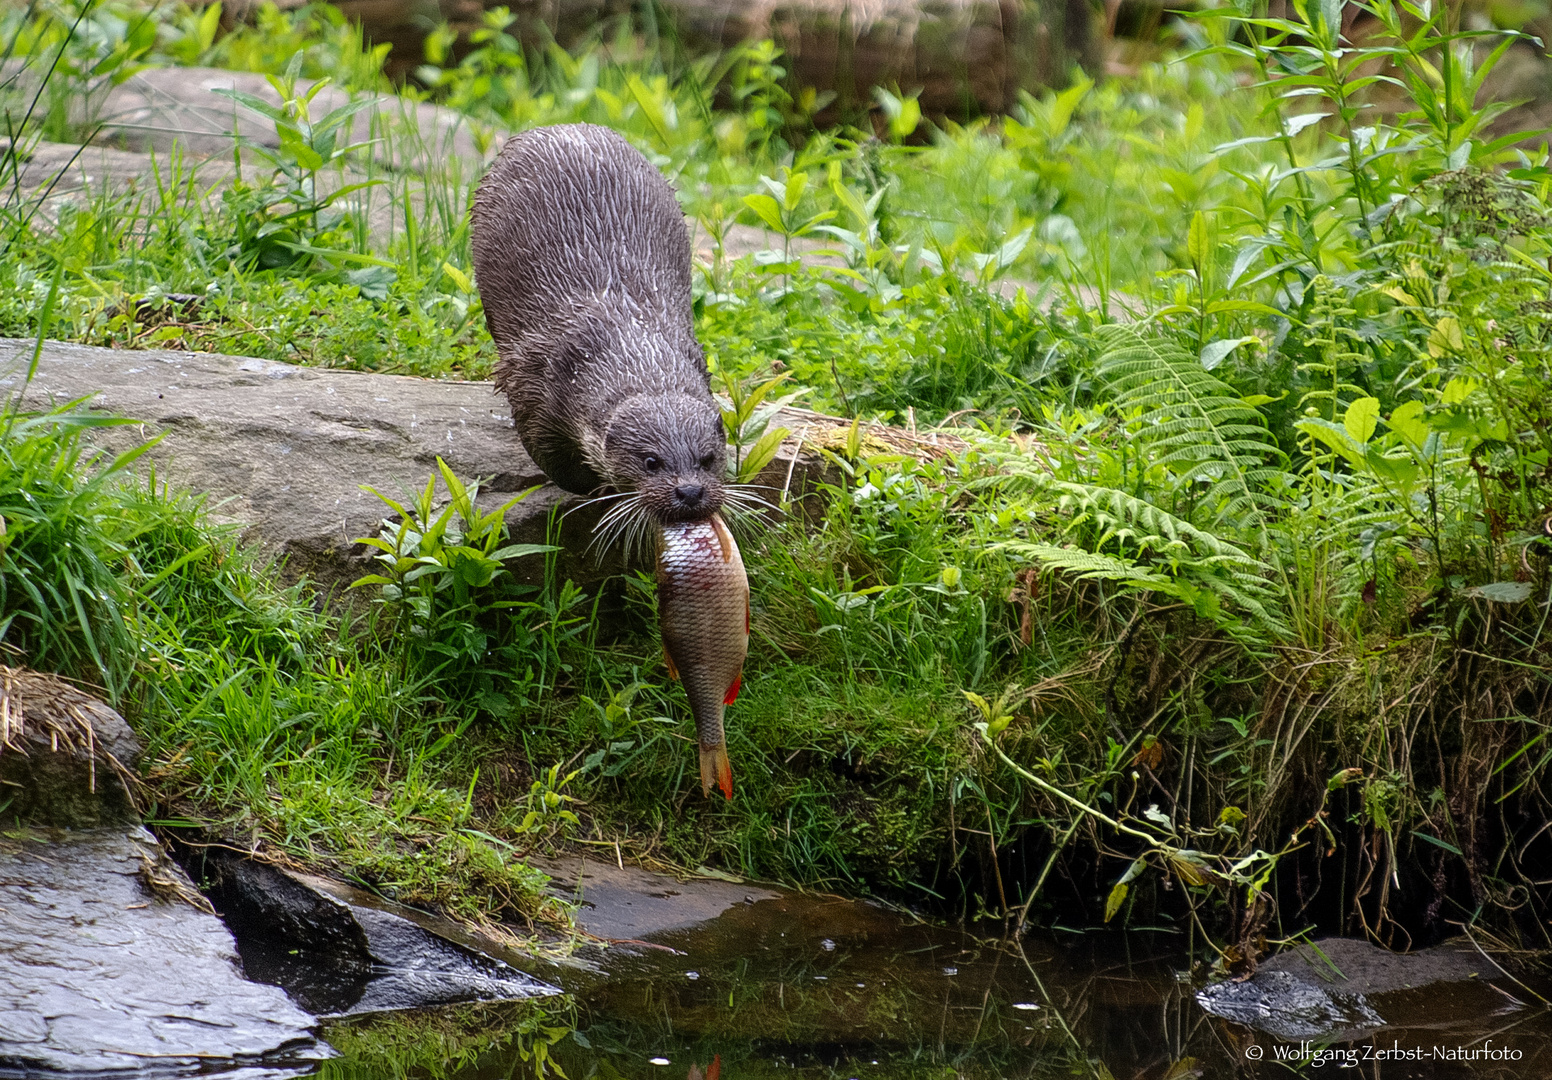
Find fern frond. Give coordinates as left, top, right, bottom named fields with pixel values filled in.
left=1094, top=324, right=1286, bottom=539
left=1001, top=543, right=1170, bottom=586
left=988, top=472, right=1289, bottom=641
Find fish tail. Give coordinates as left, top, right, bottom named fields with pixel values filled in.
left=700, top=744, right=733, bottom=801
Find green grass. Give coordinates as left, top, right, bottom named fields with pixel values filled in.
left=1, top=0, right=1552, bottom=960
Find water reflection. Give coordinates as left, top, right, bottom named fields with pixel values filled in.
left=316, top=895, right=1552, bottom=1080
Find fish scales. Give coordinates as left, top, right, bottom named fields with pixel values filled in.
left=657, top=514, right=748, bottom=800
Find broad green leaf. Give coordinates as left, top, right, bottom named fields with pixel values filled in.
left=1411, top=830, right=1463, bottom=855
left=1047, top=75, right=1092, bottom=137
left=1428, top=317, right=1464, bottom=357
left=1295, top=418, right=1364, bottom=465
left=489, top=543, right=560, bottom=561
left=1104, top=882, right=1129, bottom=922
left=737, top=425, right=789, bottom=481
left=1364, top=447, right=1419, bottom=487
left=1343, top=396, right=1380, bottom=444
left=889, top=96, right=921, bottom=140
left=626, top=74, right=673, bottom=146
left=1388, top=400, right=1428, bottom=445
left=1441, top=375, right=1477, bottom=404
left=1200, top=336, right=1258, bottom=371
left=783, top=169, right=808, bottom=213
left=741, top=193, right=786, bottom=234
left=738, top=372, right=793, bottom=422
left=1463, top=581, right=1534, bottom=603
left=1186, top=211, right=1209, bottom=269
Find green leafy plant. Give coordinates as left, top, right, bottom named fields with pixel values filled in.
left=354, top=459, right=551, bottom=686
left=718, top=368, right=797, bottom=483
left=214, top=52, right=382, bottom=273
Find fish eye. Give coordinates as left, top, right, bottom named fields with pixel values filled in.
left=643, top=455, right=662, bottom=472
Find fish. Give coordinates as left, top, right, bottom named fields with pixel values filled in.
left=656, top=512, right=749, bottom=800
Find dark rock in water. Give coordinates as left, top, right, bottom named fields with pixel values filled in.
left=1196, top=937, right=1498, bottom=1041
left=0, top=666, right=141, bottom=828
left=182, top=845, right=561, bottom=1016
left=1196, top=968, right=1385, bottom=1040
left=0, top=825, right=325, bottom=1075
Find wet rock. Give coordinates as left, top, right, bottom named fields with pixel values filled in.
left=1196, top=967, right=1385, bottom=1040
left=182, top=845, right=561, bottom=1016
left=1196, top=937, right=1499, bottom=1040
left=0, top=666, right=141, bottom=828
left=0, top=339, right=853, bottom=589
left=0, top=825, right=325, bottom=1074
left=530, top=853, right=781, bottom=941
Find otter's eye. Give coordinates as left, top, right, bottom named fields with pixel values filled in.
left=643, top=455, right=662, bottom=472
left=699, top=453, right=715, bottom=470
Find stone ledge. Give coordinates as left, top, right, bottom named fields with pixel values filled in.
left=1, top=339, right=868, bottom=589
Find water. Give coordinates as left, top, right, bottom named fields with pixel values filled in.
left=307, top=892, right=1552, bottom=1079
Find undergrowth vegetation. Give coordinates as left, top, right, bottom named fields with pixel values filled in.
left=1, top=0, right=1551, bottom=964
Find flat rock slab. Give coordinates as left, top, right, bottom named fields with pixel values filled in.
left=0, top=825, right=324, bottom=1075
left=1259, top=935, right=1488, bottom=995
left=95, top=67, right=495, bottom=174
left=0, top=339, right=843, bottom=588
left=531, top=854, right=780, bottom=942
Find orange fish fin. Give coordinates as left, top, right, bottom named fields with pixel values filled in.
left=708, top=1056, right=721, bottom=1080
left=663, top=648, right=679, bottom=680
left=711, top=513, right=735, bottom=563
left=700, top=745, right=733, bottom=800
left=723, top=674, right=741, bottom=705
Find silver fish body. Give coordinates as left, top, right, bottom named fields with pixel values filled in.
left=656, top=513, right=749, bottom=799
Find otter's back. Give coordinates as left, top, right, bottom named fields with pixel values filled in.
left=471, top=124, right=695, bottom=374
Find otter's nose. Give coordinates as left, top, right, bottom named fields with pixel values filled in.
left=674, top=482, right=705, bottom=505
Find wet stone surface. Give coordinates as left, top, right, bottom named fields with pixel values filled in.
left=181, top=845, right=562, bottom=1017
left=0, top=825, right=324, bottom=1076
left=1195, top=936, right=1502, bottom=1041
left=1196, top=967, right=1386, bottom=1040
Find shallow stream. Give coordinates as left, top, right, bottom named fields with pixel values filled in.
left=301, top=892, right=1552, bottom=1080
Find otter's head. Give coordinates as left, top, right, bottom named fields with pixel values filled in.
left=604, top=393, right=727, bottom=523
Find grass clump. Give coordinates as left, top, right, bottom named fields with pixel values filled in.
left=123, top=480, right=566, bottom=928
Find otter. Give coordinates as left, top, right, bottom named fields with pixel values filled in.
left=471, top=123, right=727, bottom=532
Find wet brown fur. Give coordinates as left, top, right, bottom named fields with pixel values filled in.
left=471, top=123, right=726, bottom=523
